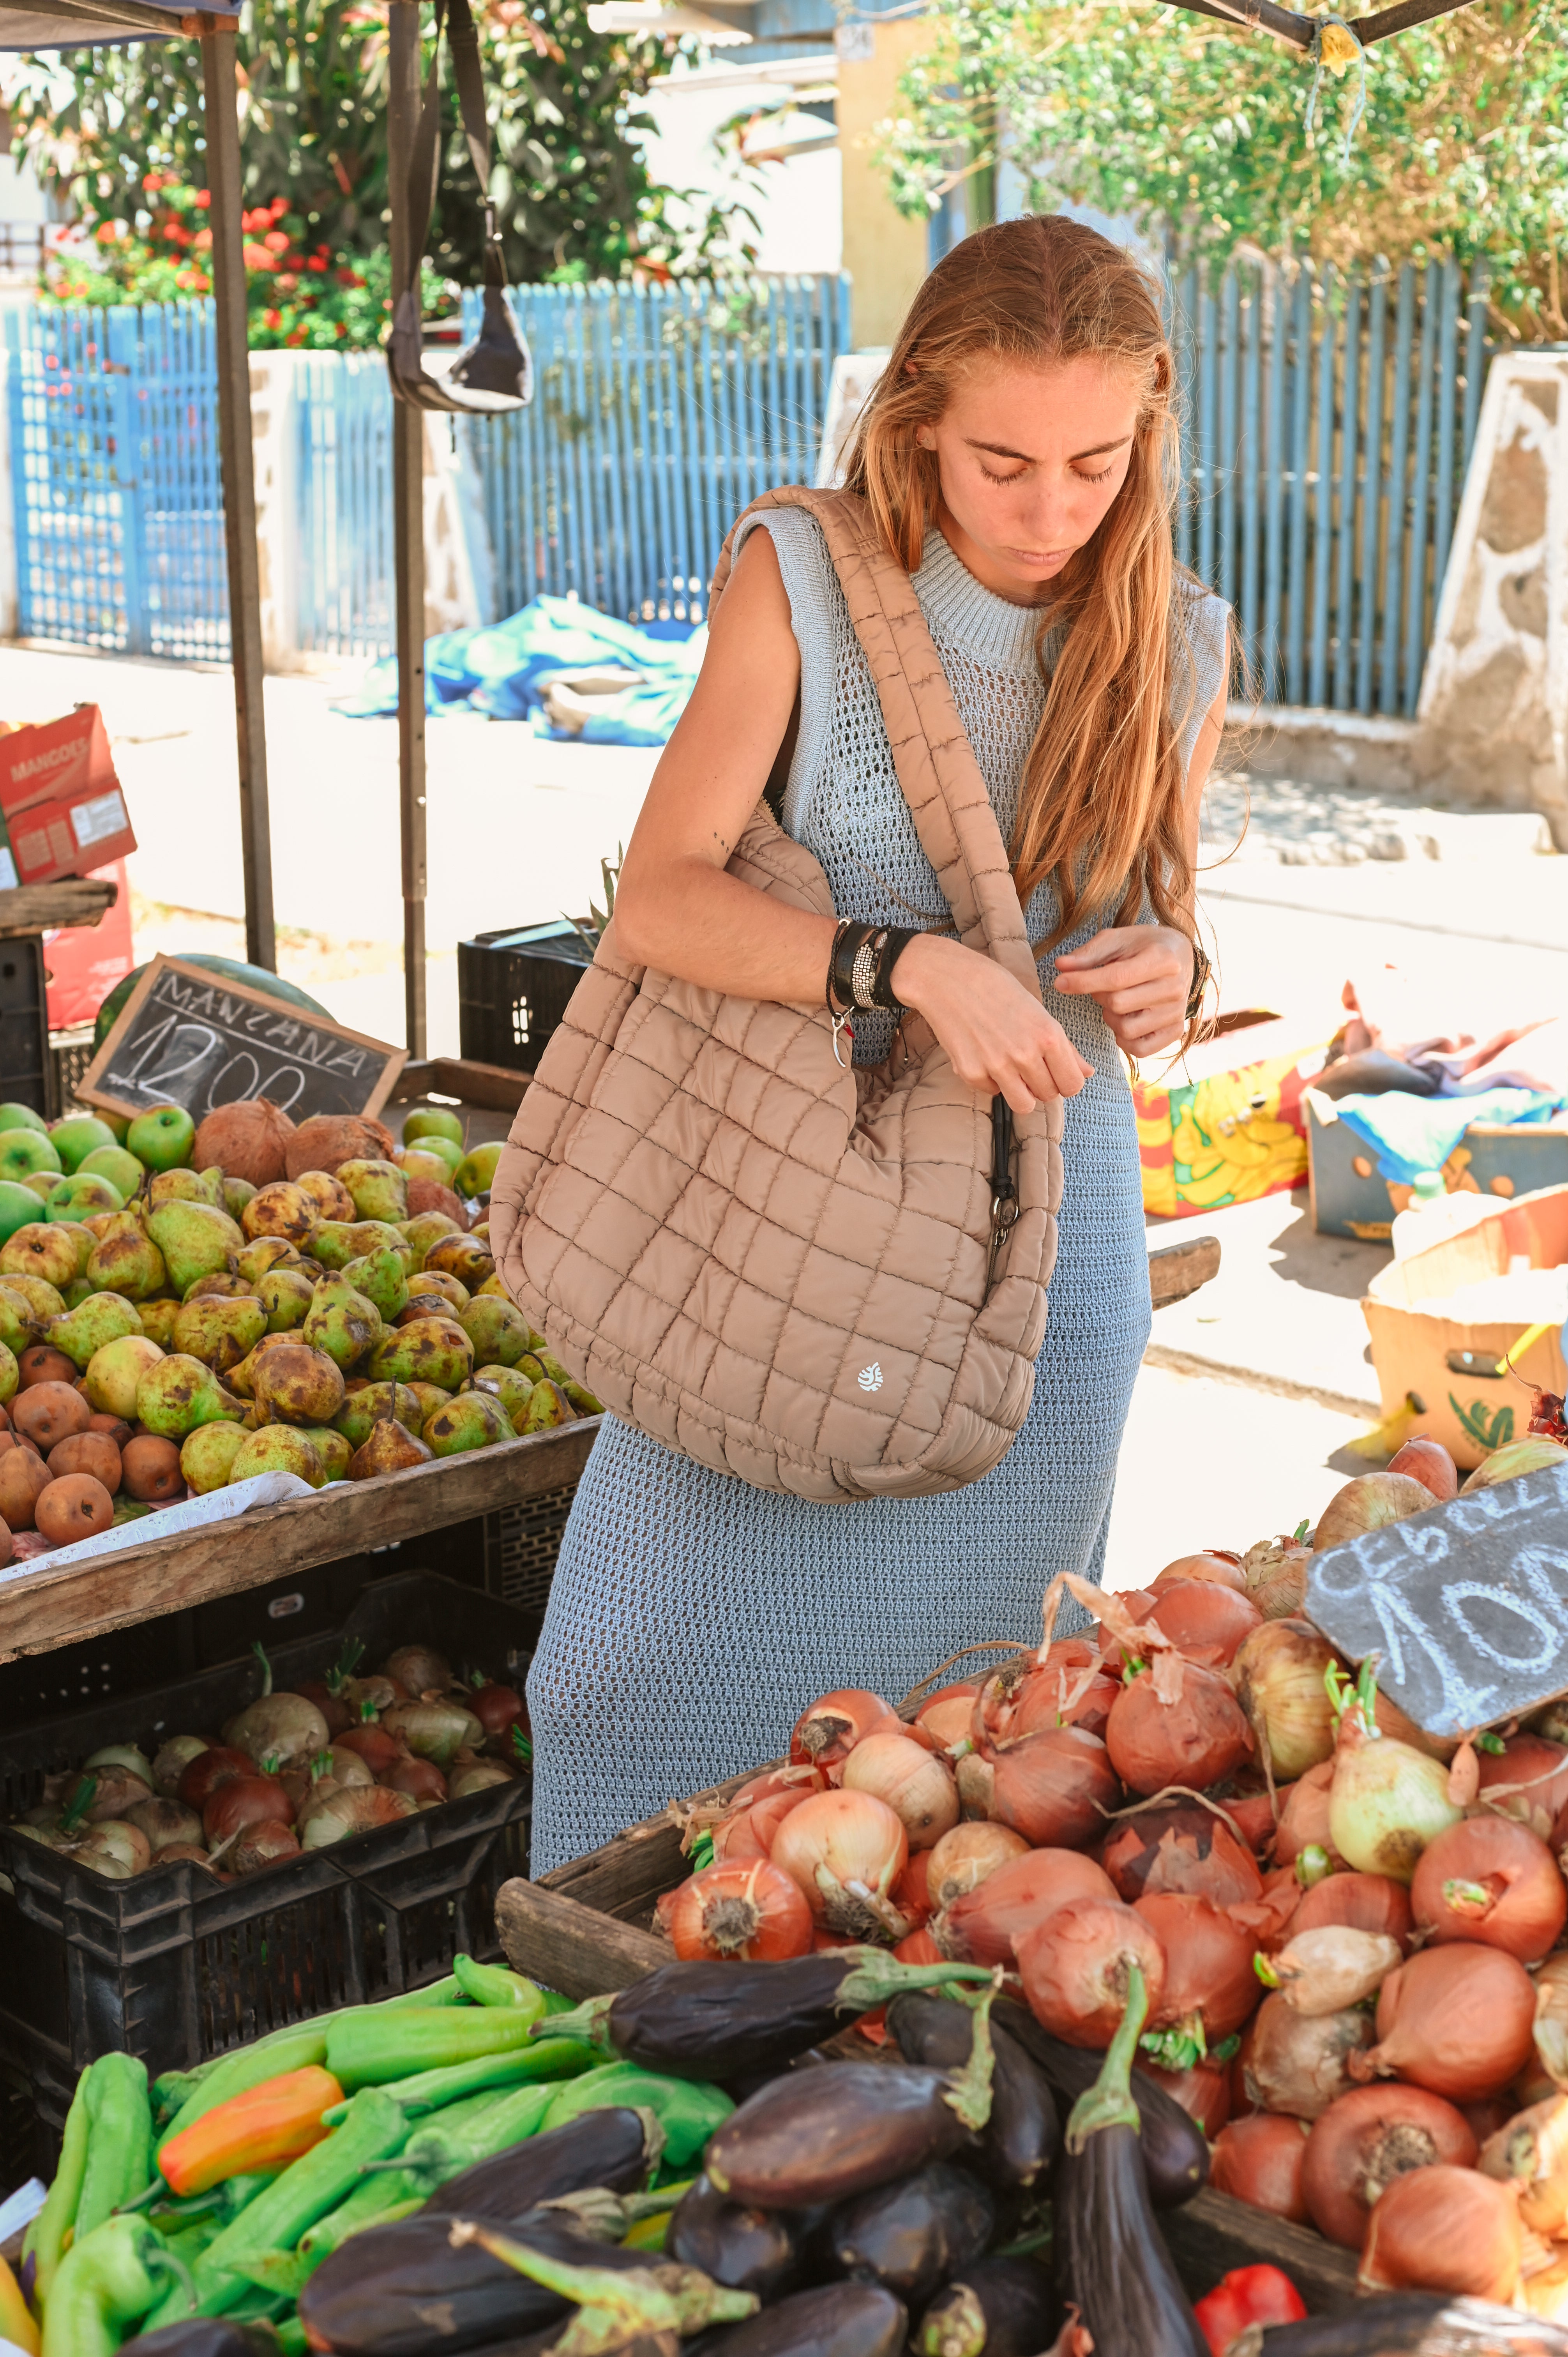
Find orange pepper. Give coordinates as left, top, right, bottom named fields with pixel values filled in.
left=158, top=2063, right=343, bottom=2196
left=0, top=2252, right=39, bottom=2356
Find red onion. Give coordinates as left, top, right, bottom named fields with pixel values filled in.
left=295, top=1679, right=354, bottom=1739
left=231, top=1821, right=301, bottom=1874
left=1140, top=2055, right=1230, bottom=2136
left=1015, top=1896, right=1167, bottom=2049
left=1135, top=1894, right=1260, bottom=2042
left=1355, top=1942, right=1538, bottom=2102
left=667, top=1859, right=814, bottom=1962
left=203, top=1774, right=294, bottom=1843
left=789, top=1689, right=897, bottom=1773
left=1303, top=2083, right=1478, bottom=2247
left=1102, top=1802, right=1263, bottom=1907
left=1133, top=1579, right=1263, bottom=1668
left=1411, top=1816, right=1566, bottom=1963
left=939, top=1847, right=1116, bottom=1967
left=770, top=1788, right=910, bottom=1941
left=177, top=1746, right=253, bottom=1811
left=988, top=1725, right=1120, bottom=1849
left=1285, top=1871, right=1413, bottom=1950
left=469, top=1681, right=525, bottom=1740
left=1210, top=2115, right=1312, bottom=2222
left=1240, top=1994, right=1376, bottom=2120
left=334, top=1725, right=401, bottom=1777
left=1358, top=2163, right=1520, bottom=2301
left=1480, top=1734, right=1568, bottom=1840
left=380, top=1755, right=447, bottom=1804
left=1105, top=1661, right=1252, bottom=1797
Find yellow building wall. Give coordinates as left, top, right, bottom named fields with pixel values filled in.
left=836, top=17, right=931, bottom=350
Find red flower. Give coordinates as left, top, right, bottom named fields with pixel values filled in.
left=244, top=243, right=275, bottom=270
left=335, top=266, right=362, bottom=286
left=270, top=196, right=289, bottom=219
left=194, top=228, right=212, bottom=250
left=263, top=228, right=290, bottom=253
left=286, top=327, right=307, bottom=346
left=277, top=271, right=298, bottom=293
left=307, top=256, right=328, bottom=273
left=263, top=307, right=283, bottom=329
left=194, top=188, right=211, bottom=209
left=94, top=222, right=120, bottom=245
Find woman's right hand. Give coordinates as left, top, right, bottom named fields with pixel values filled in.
left=892, top=932, right=1093, bottom=1115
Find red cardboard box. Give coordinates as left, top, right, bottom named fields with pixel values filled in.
left=44, top=858, right=135, bottom=1032
left=0, top=707, right=137, bottom=887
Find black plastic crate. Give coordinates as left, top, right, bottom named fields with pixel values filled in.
left=483, top=1480, right=580, bottom=1627
left=0, top=1571, right=535, bottom=2167
left=0, top=936, right=55, bottom=1119
left=458, top=922, right=593, bottom=1073
left=50, top=1023, right=97, bottom=1115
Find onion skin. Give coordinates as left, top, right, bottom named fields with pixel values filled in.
left=841, top=1733, right=959, bottom=1851
left=925, top=1822, right=1029, bottom=1913
left=298, top=1786, right=418, bottom=1848
left=231, top=1821, right=302, bottom=1875
left=1105, top=1662, right=1252, bottom=1798
left=334, top=1726, right=402, bottom=1777
left=1476, top=1735, right=1568, bottom=1839
left=770, top=1788, right=910, bottom=1942
left=1134, top=1894, right=1260, bottom=2041
left=1241, top=1995, right=1376, bottom=2120
left=1356, top=1942, right=1538, bottom=2102
left=667, top=1860, right=814, bottom=1963
left=1134, top=1579, right=1263, bottom=1668
left=447, top=1763, right=514, bottom=1799
left=81, top=1769, right=153, bottom=1823
left=913, top=1687, right=978, bottom=1752
left=789, top=1689, right=897, bottom=1773
left=1411, top=1816, right=1566, bottom=1962
left=1210, top=2115, right=1312, bottom=2223
left=1357, top=2163, right=1520, bottom=2302
left=714, top=1791, right=813, bottom=1865
left=1230, top=1620, right=1338, bottom=1782
left=1285, top=1871, right=1413, bottom=1951
left=987, top=1725, right=1120, bottom=1850
left=1140, top=2055, right=1229, bottom=2137
left=1273, top=1761, right=1342, bottom=1869
left=891, top=1849, right=932, bottom=1928
left=380, top=1755, right=447, bottom=1804
left=1479, top=2095, right=1568, bottom=2236
left=1151, top=1551, right=1250, bottom=1594
left=1015, top=1896, right=1167, bottom=2049
left=203, top=1775, right=295, bottom=1843
left=1534, top=1953, right=1568, bottom=2088
left=1303, top=2083, right=1478, bottom=2247
left=1268, top=1926, right=1402, bottom=2016
left=939, top=1848, right=1116, bottom=1967
left=1102, top=1802, right=1263, bottom=1908
left=177, top=1746, right=256, bottom=1811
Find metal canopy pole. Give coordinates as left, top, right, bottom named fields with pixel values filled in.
left=389, top=0, right=428, bottom=1060
left=196, top=12, right=276, bottom=972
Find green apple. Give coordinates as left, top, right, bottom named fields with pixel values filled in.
left=0, top=1180, right=42, bottom=1245
left=410, top=1134, right=463, bottom=1180
left=21, top=1171, right=57, bottom=1201
left=45, top=1172, right=124, bottom=1222
left=0, top=1103, right=47, bottom=1137
left=0, top=1129, right=61, bottom=1184
left=454, top=1141, right=503, bottom=1198
left=49, top=1115, right=120, bottom=1173
left=403, top=1107, right=465, bottom=1149
left=126, top=1105, right=196, bottom=1172
left=78, top=1145, right=146, bottom=1199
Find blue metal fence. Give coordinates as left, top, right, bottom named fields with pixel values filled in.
left=297, top=350, right=395, bottom=659
left=4, top=302, right=230, bottom=660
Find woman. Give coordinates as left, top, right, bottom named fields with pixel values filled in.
left=524, top=214, right=1229, bottom=1873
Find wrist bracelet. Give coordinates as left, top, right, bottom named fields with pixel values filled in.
left=1185, top=942, right=1212, bottom=1024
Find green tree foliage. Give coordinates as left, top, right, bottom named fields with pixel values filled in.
left=876, top=0, right=1568, bottom=333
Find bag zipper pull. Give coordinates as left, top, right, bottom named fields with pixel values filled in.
left=987, top=1097, right=1019, bottom=1292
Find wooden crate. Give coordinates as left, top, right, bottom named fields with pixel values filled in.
left=494, top=1784, right=1360, bottom=2319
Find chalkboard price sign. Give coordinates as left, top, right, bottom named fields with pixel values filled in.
left=78, top=956, right=406, bottom=1127
left=1306, top=1460, right=1568, bottom=1735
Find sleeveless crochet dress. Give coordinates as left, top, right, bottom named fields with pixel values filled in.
left=525, top=513, right=1229, bottom=1874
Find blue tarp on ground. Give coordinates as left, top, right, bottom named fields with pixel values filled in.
left=1331, top=1087, right=1564, bottom=1184
left=334, top=596, right=705, bottom=745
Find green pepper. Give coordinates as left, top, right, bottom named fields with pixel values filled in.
left=452, top=1953, right=548, bottom=2012
left=32, top=2065, right=92, bottom=2301
left=376, top=2079, right=560, bottom=2189
left=326, top=2004, right=543, bottom=2091
left=74, top=2053, right=153, bottom=2242
left=322, top=2032, right=596, bottom=2124
left=541, top=2064, right=733, bottom=2170
left=155, top=2026, right=331, bottom=2159
left=39, top=2215, right=180, bottom=2357
left=153, top=1976, right=471, bottom=2134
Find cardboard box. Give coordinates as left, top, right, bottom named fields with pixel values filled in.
left=1135, top=1012, right=1328, bottom=1219
left=1307, top=1089, right=1568, bottom=1241
left=0, top=708, right=136, bottom=888
left=1362, top=1182, right=1568, bottom=1468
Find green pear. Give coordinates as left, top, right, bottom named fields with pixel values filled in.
left=51, top=1222, right=98, bottom=1279
left=182, top=1272, right=255, bottom=1302
left=181, top=1420, right=247, bottom=1493
left=348, top=1419, right=434, bottom=1478
left=1, top=1273, right=65, bottom=1323
left=423, top=1233, right=496, bottom=1290
left=148, top=1168, right=223, bottom=1211
left=173, top=1295, right=266, bottom=1375
left=403, top=1107, right=464, bottom=1149
left=473, top=1365, right=536, bottom=1431
left=0, top=1180, right=42, bottom=1247
left=223, top=1177, right=258, bottom=1222
left=300, top=1425, right=353, bottom=1481
left=47, top=1290, right=144, bottom=1368
left=253, top=1342, right=346, bottom=1426
left=404, top=1380, right=453, bottom=1425
left=136, top=1353, right=246, bottom=1438
left=237, top=1238, right=301, bottom=1284
left=49, top=1115, right=120, bottom=1173
left=399, top=1211, right=462, bottom=1270
left=85, top=1213, right=165, bottom=1302
left=0, top=1284, right=36, bottom=1355
left=302, top=1279, right=382, bottom=1371
left=137, top=1300, right=182, bottom=1350
left=45, top=1173, right=124, bottom=1223
left=126, top=1105, right=196, bottom=1171
left=336, top=1159, right=408, bottom=1224
left=0, top=1129, right=61, bottom=1185
left=309, top=1222, right=357, bottom=1272
left=1, top=1222, right=81, bottom=1291
left=85, top=1333, right=166, bottom=1419
left=521, top=1377, right=575, bottom=1432
left=332, top=1379, right=428, bottom=1449
left=454, top=1141, right=503, bottom=1198
left=0, top=1340, right=16, bottom=1406
left=62, top=1277, right=93, bottom=1309
left=0, top=1103, right=47, bottom=1136
left=339, top=1248, right=409, bottom=1323
left=347, top=1221, right=411, bottom=1265
left=368, top=1316, right=474, bottom=1393
left=146, top=1201, right=243, bottom=1296
left=227, top=1425, right=325, bottom=1488
left=256, top=1267, right=315, bottom=1332
left=76, top=1145, right=144, bottom=1199
left=424, top=1391, right=514, bottom=1456
left=459, top=1296, right=533, bottom=1368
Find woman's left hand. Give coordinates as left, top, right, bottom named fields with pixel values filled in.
left=1051, top=925, right=1194, bottom=1057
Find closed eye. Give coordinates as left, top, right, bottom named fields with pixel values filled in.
left=1078, top=461, right=1117, bottom=484
left=978, top=458, right=1028, bottom=485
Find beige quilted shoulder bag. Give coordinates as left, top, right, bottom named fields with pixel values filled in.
left=488, top=485, right=1064, bottom=1502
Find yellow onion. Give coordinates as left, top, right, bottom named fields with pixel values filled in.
left=1241, top=1996, right=1375, bottom=2120
left=1327, top=1668, right=1461, bottom=1884
left=841, top=1732, right=959, bottom=1851
left=1264, top=1926, right=1402, bottom=2017
left=298, top=1786, right=418, bottom=1848
left=955, top=1753, right=994, bottom=1820
left=770, top=1788, right=910, bottom=1940
left=1462, top=1438, right=1568, bottom=1493
left=1230, top=1620, right=1338, bottom=1781
left=1241, top=1539, right=1312, bottom=1620
left=1534, top=1955, right=1568, bottom=2089
left=926, top=1822, right=1029, bottom=1912
left=379, top=1701, right=483, bottom=1770
left=1480, top=2095, right=1568, bottom=2235
left=79, top=1820, right=152, bottom=1875
left=1358, top=2164, right=1521, bottom=2302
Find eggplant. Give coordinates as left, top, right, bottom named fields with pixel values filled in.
left=996, top=1998, right=1208, bottom=2209
left=1054, top=1964, right=1206, bottom=2357
left=706, top=2062, right=982, bottom=2209
left=545, top=1954, right=990, bottom=2083
left=887, top=1993, right=1058, bottom=2188
left=828, top=2161, right=993, bottom=2306
left=435, top=2105, right=653, bottom=2221
left=1254, top=2299, right=1568, bottom=2355
left=917, top=2256, right=1059, bottom=2357
left=121, top=2330, right=284, bottom=2356
left=670, top=2172, right=807, bottom=2299
left=691, top=2283, right=909, bottom=2357
left=298, top=2210, right=650, bottom=2356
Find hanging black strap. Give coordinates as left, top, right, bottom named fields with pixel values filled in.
left=387, top=0, right=532, bottom=416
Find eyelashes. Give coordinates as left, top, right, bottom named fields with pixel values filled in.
left=977, top=460, right=1119, bottom=486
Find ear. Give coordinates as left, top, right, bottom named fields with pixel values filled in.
left=915, top=423, right=936, bottom=451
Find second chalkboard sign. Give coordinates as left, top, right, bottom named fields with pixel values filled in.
left=78, top=956, right=406, bottom=1126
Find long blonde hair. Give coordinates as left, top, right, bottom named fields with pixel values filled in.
left=842, top=214, right=1197, bottom=948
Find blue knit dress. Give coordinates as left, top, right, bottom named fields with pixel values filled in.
left=525, top=515, right=1230, bottom=1873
